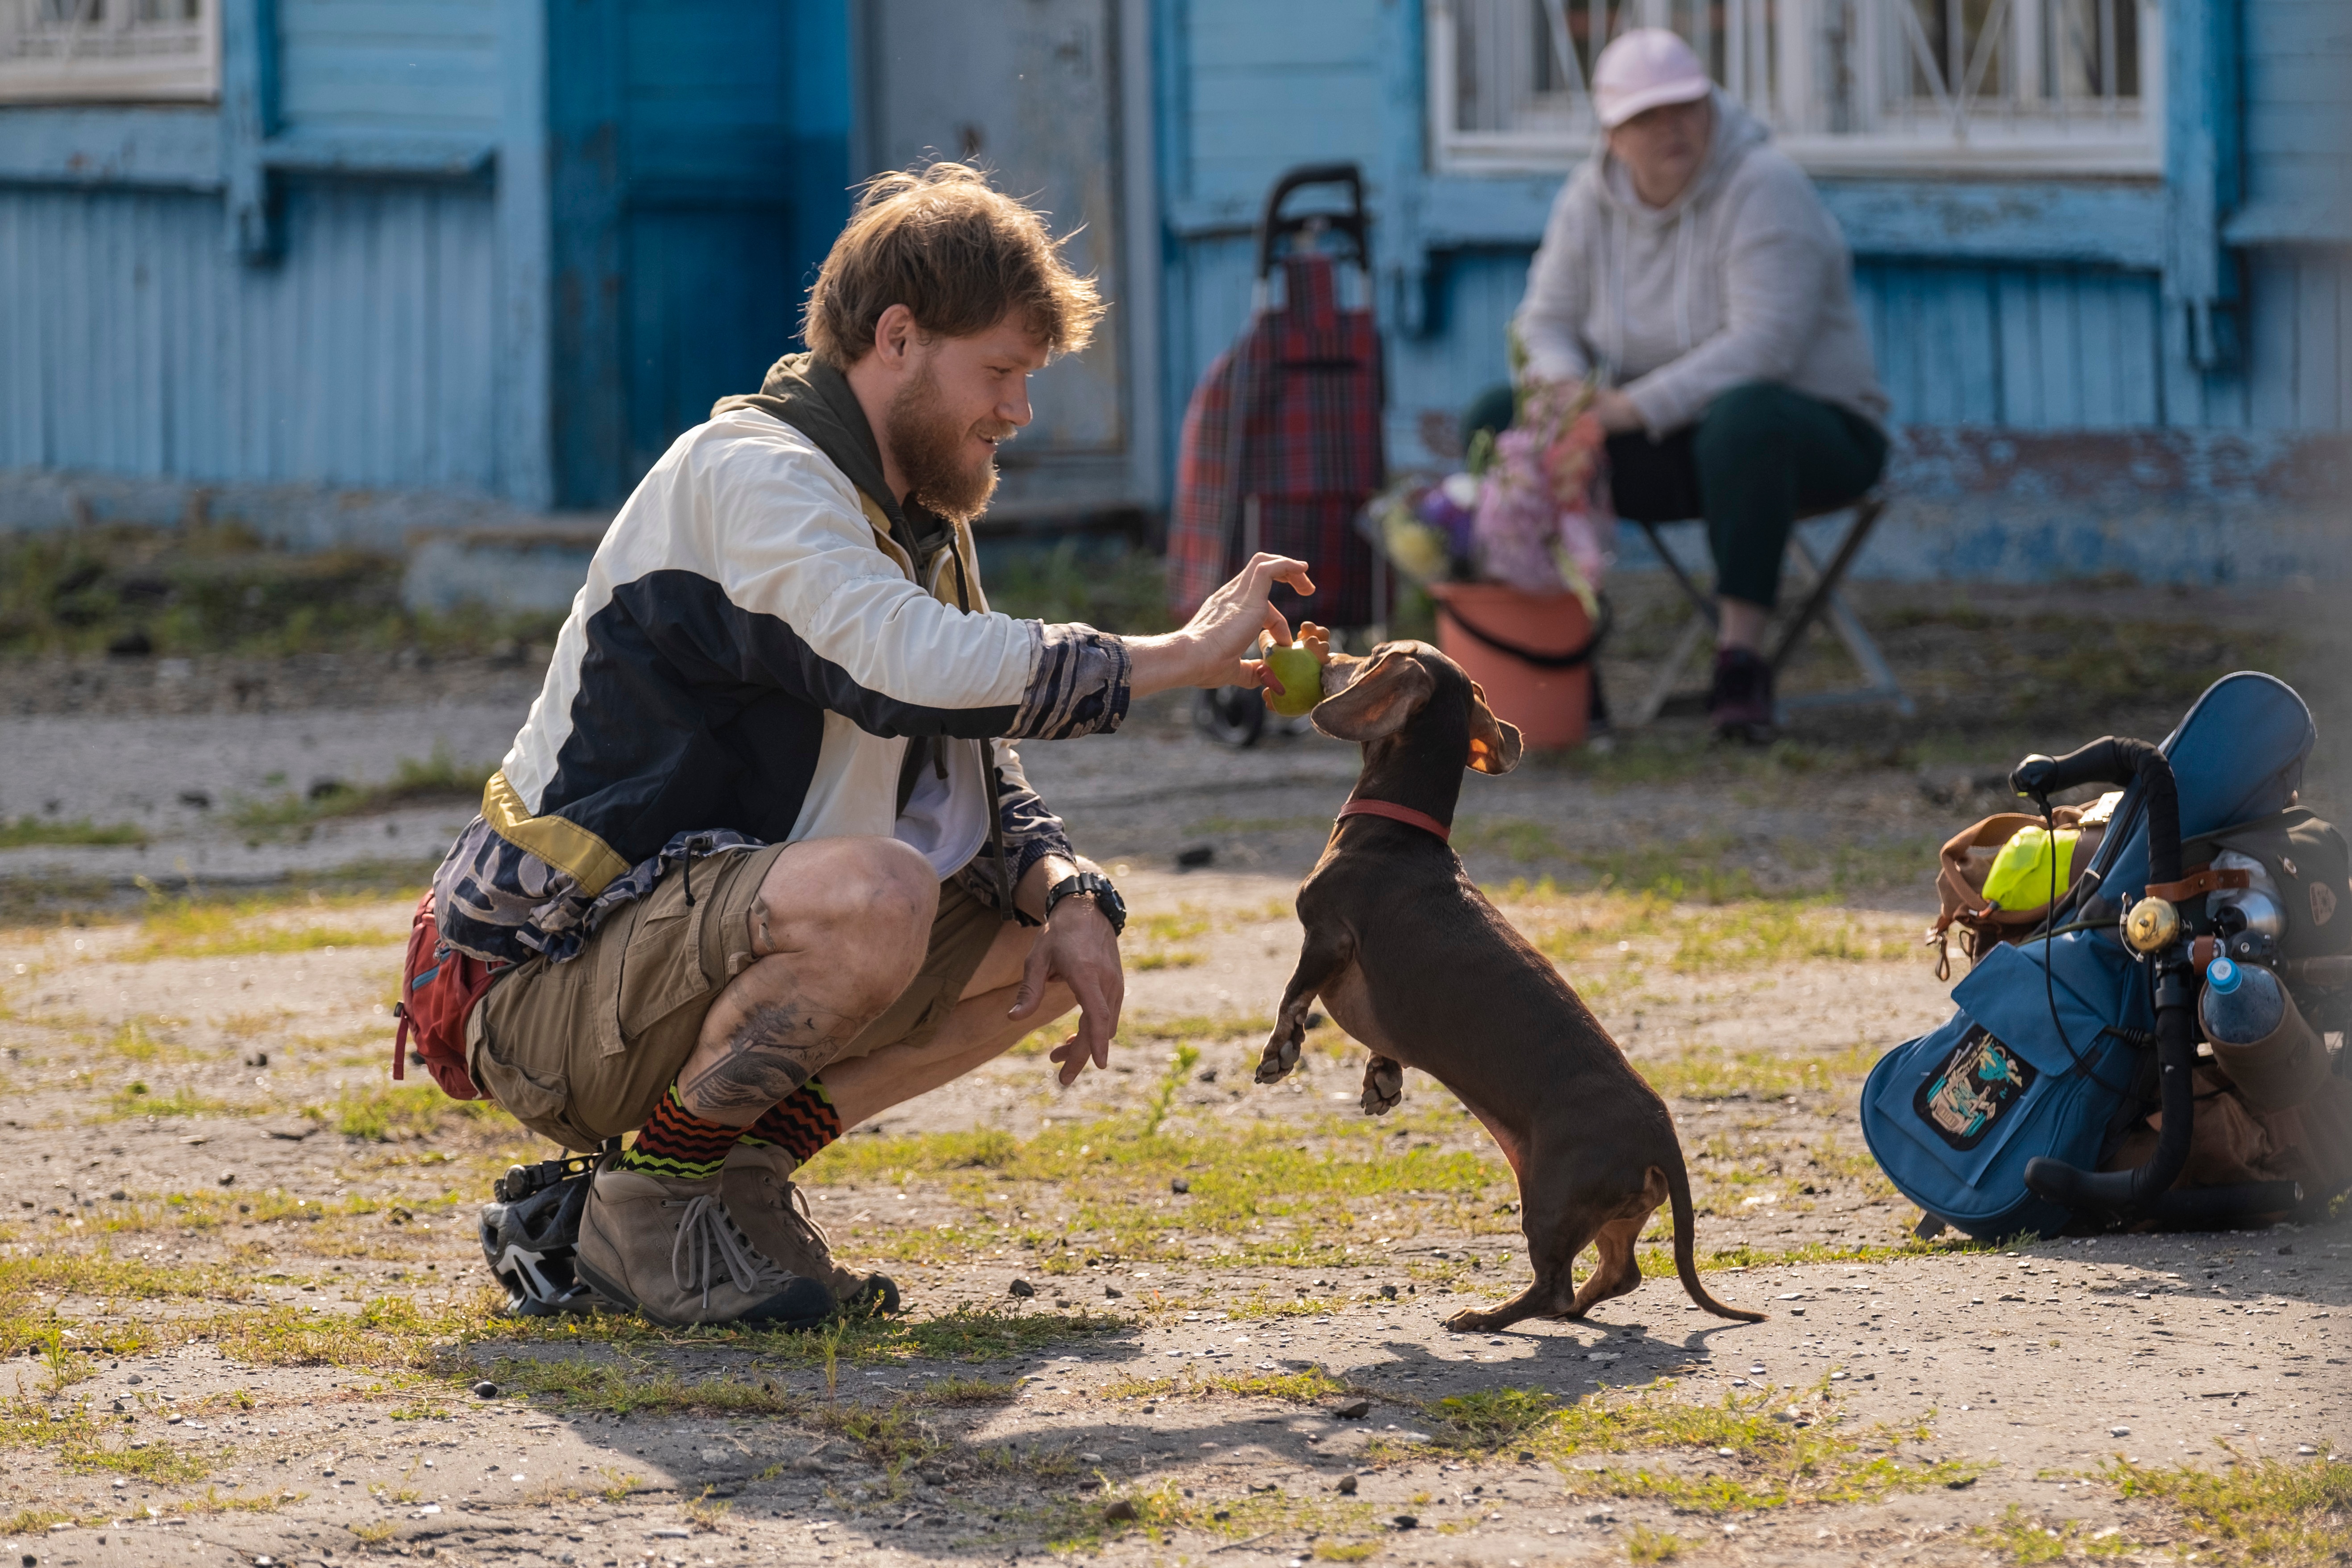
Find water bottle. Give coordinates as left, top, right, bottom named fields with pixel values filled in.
left=2200, top=957, right=2327, bottom=1111
left=2199, top=957, right=2283, bottom=1045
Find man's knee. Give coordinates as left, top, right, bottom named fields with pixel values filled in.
left=753, top=837, right=936, bottom=980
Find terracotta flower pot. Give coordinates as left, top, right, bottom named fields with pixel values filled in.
left=1430, top=582, right=1604, bottom=750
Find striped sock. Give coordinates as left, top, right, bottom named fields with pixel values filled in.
left=738, top=1078, right=844, bottom=1168
left=616, top=1084, right=740, bottom=1181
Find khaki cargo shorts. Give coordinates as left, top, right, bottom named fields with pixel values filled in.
left=468, top=842, right=1005, bottom=1152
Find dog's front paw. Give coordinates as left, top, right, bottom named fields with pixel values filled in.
left=1442, top=1306, right=1499, bottom=1334
left=1359, top=1054, right=1403, bottom=1115
left=1255, top=1019, right=1303, bottom=1084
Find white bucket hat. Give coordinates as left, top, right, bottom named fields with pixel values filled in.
left=1592, top=28, right=1712, bottom=129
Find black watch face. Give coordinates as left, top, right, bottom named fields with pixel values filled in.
left=1080, top=874, right=1124, bottom=932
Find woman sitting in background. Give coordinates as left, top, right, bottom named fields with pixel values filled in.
left=1510, top=28, right=1889, bottom=740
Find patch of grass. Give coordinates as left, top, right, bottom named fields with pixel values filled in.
left=1666, top=901, right=1907, bottom=971
left=106, top=1080, right=237, bottom=1118
left=480, top=1355, right=804, bottom=1418
left=1142, top=1044, right=1201, bottom=1140
left=200, top=1293, right=494, bottom=1371
left=914, top=1374, right=1019, bottom=1405
left=0, top=1397, right=214, bottom=1481
left=1454, top=817, right=1570, bottom=861
left=1103, top=1366, right=1355, bottom=1405
left=1056, top=1476, right=1382, bottom=1555
left=804, top=1106, right=1510, bottom=1270
left=227, top=747, right=494, bottom=841
left=0, top=520, right=568, bottom=659
left=0, top=816, right=147, bottom=848
left=349, top=1519, right=399, bottom=1545
left=463, top=1302, right=1123, bottom=1383
left=1636, top=1043, right=1878, bottom=1103
left=179, top=1484, right=295, bottom=1518
left=2091, top=1450, right=2352, bottom=1566
left=313, top=1084, right=513, bottom=1142
left=1428, top=1385, right=1558, bottom=1447
left=1518, top=886, right=1914, bottom=974
left=1396, top=1378, right=1984, bottom=1514
left=1633, top=1232, right=2003, bottom=1280
left=2, top=1256, right=237, bottom=1316
left=119, top=892, right=401, bottom=960
left=1976, top=1506, right=2127, bottom=1563
left=1624, top=1523, right=1693, bottom=1563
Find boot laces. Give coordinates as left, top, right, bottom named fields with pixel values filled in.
left=664, top=1194, right=793, bottom=1310
left=784, top=1180, right=834, bottom=1252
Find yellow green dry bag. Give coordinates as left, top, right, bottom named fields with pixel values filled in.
left=1981, top=825, right=2078, bottom=911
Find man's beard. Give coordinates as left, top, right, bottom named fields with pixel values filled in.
left=885, top=365, right=1002, bottom=524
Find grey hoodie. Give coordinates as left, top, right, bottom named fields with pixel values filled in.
left=1514, top=91, right=1888, bottom=437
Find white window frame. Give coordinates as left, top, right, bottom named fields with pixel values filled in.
left=0, top=0, right=220, bottom=105
left=1428, top=0, right=2162, bottom=178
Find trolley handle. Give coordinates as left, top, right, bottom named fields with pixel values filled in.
left=1256, top=162, right=1369, bottom=280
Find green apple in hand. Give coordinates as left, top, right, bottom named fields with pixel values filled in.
left=1259, top=622, right=1330, bottom=718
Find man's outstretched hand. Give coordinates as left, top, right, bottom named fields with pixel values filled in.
left=1007, top=893, right=1125, bottom=1086
left=1124, top=552, right=1315, bottom=698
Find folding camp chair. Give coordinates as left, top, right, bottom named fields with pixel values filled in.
left=1624, top=491, right=1914, bottom=728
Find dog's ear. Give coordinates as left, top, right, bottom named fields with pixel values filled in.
left=1313, top=650, right=1434, bottom=744
left=1465, top=681, right=1524, bottom=775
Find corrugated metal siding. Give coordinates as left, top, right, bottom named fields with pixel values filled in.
left=0, top=181, right=499, bottom=489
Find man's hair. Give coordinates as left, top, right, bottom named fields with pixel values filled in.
left=803, top=162, right=1104, bottom=367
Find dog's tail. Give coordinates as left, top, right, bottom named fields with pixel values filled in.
left=1659, top=1157, right=1767, bottom=1323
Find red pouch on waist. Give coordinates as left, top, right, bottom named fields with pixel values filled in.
left=393, top=889, right=508, bottom=1101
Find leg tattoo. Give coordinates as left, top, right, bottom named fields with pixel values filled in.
left=680, top=997, right=855, bottom=1118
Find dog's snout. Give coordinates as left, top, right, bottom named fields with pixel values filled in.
left=1319, top=652, right=1369, bottom=700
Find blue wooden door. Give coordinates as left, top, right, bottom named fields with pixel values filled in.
left=552, top=0, right=856, bottom=506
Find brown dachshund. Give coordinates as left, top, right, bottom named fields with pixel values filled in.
left=1256, top=641, right=1764, bottom=1332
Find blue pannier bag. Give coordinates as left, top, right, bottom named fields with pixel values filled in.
left=1861, top=672, right=2316, bottom=1239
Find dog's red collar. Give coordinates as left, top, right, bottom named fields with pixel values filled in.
left=1336, top=798, right=1452, bottom=843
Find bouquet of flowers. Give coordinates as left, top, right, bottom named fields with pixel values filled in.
left=1362, top=369, right=1613, bottom=608
left=1469, top=375, right=1614, bottom=606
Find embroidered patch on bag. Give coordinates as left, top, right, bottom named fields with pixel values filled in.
left=2311, top=880, right=2338, bottom=928
left=1914, top=1025, right=2037, bottom=1151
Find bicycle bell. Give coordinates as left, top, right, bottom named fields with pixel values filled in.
left=2121, top=893, right=2180, bottom=957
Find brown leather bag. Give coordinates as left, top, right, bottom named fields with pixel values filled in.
left=1927, top=807, right=2107, bottom=980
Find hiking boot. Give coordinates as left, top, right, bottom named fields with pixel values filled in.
left=723, top=1142, right=902, bottom=1316
left=572, top=1166, right=835, bottom=1328
left=1706, top=647, right=1776, bottom=743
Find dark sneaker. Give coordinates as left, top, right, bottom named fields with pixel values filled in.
left=722, top=1142, right=901, bottom=1315
left=1707, top=647, right=1777, bottom=742
left=572, top=1167, right=835, bottom=1328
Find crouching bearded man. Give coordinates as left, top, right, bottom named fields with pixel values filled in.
left=429, top=162, right=1311, bottom=1327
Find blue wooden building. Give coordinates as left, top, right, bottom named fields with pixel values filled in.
left=0, top=0, right=2343, bottom=579
left=1152, top=0, right=2350, bottom=581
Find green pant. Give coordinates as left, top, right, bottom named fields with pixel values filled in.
left=1457, top=379, right=1887, bottom=608
left=1607, top=382, right=1887, bottom=609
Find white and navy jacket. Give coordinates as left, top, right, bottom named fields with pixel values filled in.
left=430, top=359, right=1129, bottom=966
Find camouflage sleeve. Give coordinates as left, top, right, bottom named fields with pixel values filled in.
left=1005, top=623, right=1131, bottom=740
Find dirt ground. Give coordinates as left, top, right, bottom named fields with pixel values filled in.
left=0, top=575, right=2346, bottom=1568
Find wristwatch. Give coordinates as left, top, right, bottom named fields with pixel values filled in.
left=1044, top=871, right=1127, bottom=936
